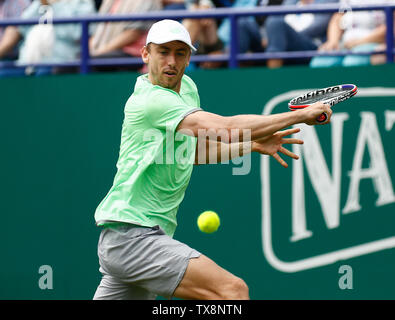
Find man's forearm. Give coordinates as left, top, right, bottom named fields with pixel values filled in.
left=195, top=140, right=252, bottom=164
left=226, top=111, right=305, bottom=141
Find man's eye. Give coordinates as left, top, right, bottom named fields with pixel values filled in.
left=160, top=51, right=168, bottom=55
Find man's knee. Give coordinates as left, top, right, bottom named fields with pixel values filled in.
left=220, top=277, right=249, bottom=300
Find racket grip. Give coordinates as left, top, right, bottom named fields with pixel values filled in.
left=317, top=113, right=328, bottom=123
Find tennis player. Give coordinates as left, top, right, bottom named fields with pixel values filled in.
left=93, top=19, right=332, bottom=300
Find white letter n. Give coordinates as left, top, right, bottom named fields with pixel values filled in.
left=343, top=112, right=395, bottom=214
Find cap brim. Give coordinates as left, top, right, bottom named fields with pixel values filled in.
left=147, top=39, right=196, bottom=52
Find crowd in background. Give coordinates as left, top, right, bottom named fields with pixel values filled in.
left=0, top=0, right=394, bottom=76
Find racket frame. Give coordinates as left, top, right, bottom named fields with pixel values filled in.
left=288, top=84, right=358, bottom=123
left=288, top=84, right=357, bottom=110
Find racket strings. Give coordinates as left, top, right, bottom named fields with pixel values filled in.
left=288, top=84, right=357, bottom=110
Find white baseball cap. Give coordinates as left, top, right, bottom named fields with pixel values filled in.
left=146, top=19, right=197, bottom=51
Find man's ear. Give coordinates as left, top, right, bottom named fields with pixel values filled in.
left=141, top=46, right=149, bottom=64
left=186, top=50, right=192, bottom=67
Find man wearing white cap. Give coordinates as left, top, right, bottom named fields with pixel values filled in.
left=93, top=19, right=332, bottom=300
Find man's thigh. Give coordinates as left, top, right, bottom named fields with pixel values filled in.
left=93, top=273, right=157, bottom=300
left=96, top=224, right=201, bottom=299
left=173, top=254, right=249, bottom=300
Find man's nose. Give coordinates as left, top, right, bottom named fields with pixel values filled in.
left=167, top=53, right=176, bottom=66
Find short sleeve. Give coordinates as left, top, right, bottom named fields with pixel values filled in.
left=145, top=90, right=201, bottom=133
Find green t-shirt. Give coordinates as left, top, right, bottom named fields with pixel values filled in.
left=95, top=74, right=202, bottom=237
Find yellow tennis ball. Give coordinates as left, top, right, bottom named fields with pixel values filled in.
left=197, top=211, right=220, bottom=233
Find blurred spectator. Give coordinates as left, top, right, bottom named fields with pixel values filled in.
left=0, top=0, right=31, bottom=77
left=94, top=0, right=102, bottom=10
left=183, top=0, right=269, bottom=69
left=264, top=0, right=338, bottom=68
left=370, top=40, right=395, bottom=65
left=162, top=0, right=186, bottom=10
left=257, top=0, right=283, bottom=27
left=16, top=0, right=95, bottom=76
left=310, top=0, right=395, bottom=68
left=89, top=0, right=162, bottom=60
left=217, top=0, right=264, bottom=56
left=216, top=0, right=284, bottom=67
left=216, top=0, right=285, bottom=55
left=182, top=0, right=224, bottom=69
left=257, top=0, right=284, bottom=49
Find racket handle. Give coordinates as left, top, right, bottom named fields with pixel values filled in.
left=317, top=113, right=327, bottom=123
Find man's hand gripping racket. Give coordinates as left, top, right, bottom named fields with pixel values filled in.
left=288, top=84, right=358, bottom=123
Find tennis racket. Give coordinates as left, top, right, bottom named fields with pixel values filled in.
left=288, top=84, right=358, bottom=123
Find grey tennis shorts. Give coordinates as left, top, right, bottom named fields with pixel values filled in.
left=93, top=223, right=201, bottom=300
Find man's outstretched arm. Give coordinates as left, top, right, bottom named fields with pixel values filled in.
left=178, top=101, right=332, bottom=142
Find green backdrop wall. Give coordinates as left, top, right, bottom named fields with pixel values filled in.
left=1, top=64, right=394, bottom=299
